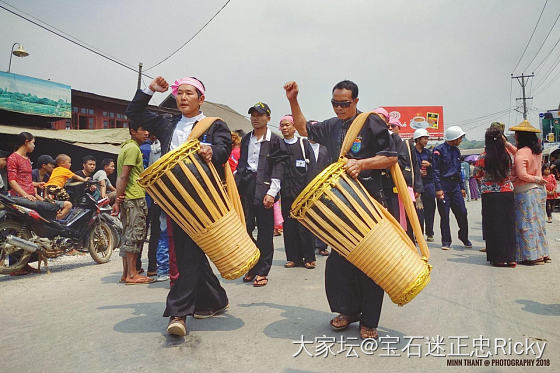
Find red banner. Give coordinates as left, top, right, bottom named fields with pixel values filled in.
left=383, top=106, right=444, bottom=139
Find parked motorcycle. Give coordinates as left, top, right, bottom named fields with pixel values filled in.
left=0, top=181, right=115, bottom=274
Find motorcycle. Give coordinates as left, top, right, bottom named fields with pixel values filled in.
left=0, top=180, right=116, bottom=274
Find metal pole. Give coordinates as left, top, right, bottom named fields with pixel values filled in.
left=521, top=75, right=527, bottom=120
left=8, top=42, right=17, bottom=73
left=137, top=62, right=143, bottom=90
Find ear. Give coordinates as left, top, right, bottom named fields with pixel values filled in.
left=199, top=94, right=205, bottom=105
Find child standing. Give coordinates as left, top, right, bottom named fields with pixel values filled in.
left=543, top=163, right=557, bottom=223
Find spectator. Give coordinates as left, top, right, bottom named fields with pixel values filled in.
left=93, top=158, right=117, bottom=204
left=75, top=155, right=99, bottom=199
left=505, top=120, right=550, bottom=265
left=461, top=159, right=471, bottom=201
left=6, top=132, right=42, bottom=275
left=474, top=127, right=516, bottom=267
left=32, top=154, right=55, bottom=183
left=228, top=131, right=241, bottom=172
left=0, top=149, right=9, bottom=194
left=44, top=154, right=88, bottom=220
left=468, top=161, right=480, bottom=201
left=543, top=163, right=557, bottom=223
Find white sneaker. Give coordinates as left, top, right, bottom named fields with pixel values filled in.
left=156, top=274, right=170, bottom=282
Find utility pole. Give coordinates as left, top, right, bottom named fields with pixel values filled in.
left=137, top=62, right=143, bottom=90
left=511, top=73, right=534, bottom=120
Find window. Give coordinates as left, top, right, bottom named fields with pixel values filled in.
left=80, top=108, right=87, bottom=114
left=109, top=112, right=115, bottom=118
left=88, top=118, right=94, bottom=129
left=88, top=109, right=94, bottom=115
left=103, top=120, right=109, bottom=129
left=103, top=111, right=108, bottom=117
left=73, top=106, right=78, bottom=113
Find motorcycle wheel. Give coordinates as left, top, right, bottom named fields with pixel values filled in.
left=0, top=220, right=32, bottom=274
left=88, top=221, right=114, bottom=264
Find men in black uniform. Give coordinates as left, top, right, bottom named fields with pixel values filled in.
left=284, top=80, right=397, bottom=339
left=236, top=102, right=285, bottom=287
left=126, top=76, right=231, bottom=336
left=278, top=114, right=317, bottom=269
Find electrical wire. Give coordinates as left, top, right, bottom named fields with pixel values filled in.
left=512, top=0, right=548, bottom=74
left=143, top=0, right=232, bottom=71
left=523, top=10, right=560, bottom=72
left=0, top=3, right=154, bottom=79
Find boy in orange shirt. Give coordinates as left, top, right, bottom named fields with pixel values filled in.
left=44, top=154, right=89, bottom=219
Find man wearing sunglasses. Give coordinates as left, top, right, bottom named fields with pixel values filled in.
left=284, top=80, right=397, bottom=340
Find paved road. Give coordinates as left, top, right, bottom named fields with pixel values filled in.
left=1, top=199, right=559, bottom=373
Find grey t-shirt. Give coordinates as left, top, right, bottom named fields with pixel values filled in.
left=93, top=170, right=113, bottom=188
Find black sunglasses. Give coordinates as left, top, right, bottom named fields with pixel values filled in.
left=331, top=99, right=353, bottom=108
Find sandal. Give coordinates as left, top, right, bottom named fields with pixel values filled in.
left=253, top=276, right=268, bottom=287
left=359, top=324, right=379, bottom=339
left=543, top=256, right=552, bottom=263
left=125, top=276, right=155, bottom=285
left=329, top=314, right=360, bottom=330
left=318, top=249, right=330, bottom=256
left=284, top=261, right=296, bottom=268
left=243, top=273, right=256, bottom=282
left=304, top=261, right=316, bottom=269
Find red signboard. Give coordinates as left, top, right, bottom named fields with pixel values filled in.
left=383, top=106, right=444, bottom=139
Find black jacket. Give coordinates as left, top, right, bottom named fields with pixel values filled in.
left=281, top=137, right=317, bottom=199
left=235, top=130, right=286, bottom=205
left=125, top=90, right=232, bottom=171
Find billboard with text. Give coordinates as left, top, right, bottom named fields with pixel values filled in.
left=383, top=106, right=444, bottom=139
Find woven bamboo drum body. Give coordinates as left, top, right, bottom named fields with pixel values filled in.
left=137, top=140, right=259, bottom=280
left=291, top=161, right=431, bottom=306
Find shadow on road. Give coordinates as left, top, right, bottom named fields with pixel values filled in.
left=446, top=253, right=488, bottom=266
left=98, top=302, right=245, bottom=335
left=238, top=302, right=407, bottom=347
left=515, top=300, right=560, bottom=316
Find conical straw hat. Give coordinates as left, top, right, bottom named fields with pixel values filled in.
left=509, top=120, right=541, bottom=133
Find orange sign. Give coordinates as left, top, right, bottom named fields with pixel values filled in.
left=383, top=106, right=444, bottom=139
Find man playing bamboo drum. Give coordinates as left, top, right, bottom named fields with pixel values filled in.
left=284, top=80, right=398, bottom=339
left=126, top=76, right=231, bottom=337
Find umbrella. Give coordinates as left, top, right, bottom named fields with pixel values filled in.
left=464, top=155, right=479, bottom=162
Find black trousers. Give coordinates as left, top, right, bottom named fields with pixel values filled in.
left=383, top=188, right=400, bottom=220
left=281, top=196, right=316, bottom=264
left=163, top=222, right=228, bottom=317
left=244, top=201, right=274, bottom=277
left=147, top=204, right=162, bottom=273
left=325, top=250, right=384, bottom=329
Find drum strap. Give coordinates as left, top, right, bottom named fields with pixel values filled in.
left=339, top=112, right=430, bottom=260
left=187, top=117, right=246, bottom=226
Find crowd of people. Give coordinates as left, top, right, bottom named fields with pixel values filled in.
left=1, top=74, right=555, bottom=340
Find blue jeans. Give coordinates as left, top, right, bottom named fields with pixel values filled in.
left=156, top=212, right=169, bottom=276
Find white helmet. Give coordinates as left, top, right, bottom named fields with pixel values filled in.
left=413, top=128, right=429, bottom=140
left=444, top=126, right=466, bottom=141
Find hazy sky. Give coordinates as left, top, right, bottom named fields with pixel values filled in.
left=2, top=0, right=560, bottom=139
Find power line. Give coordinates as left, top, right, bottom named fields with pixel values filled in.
left=512, top=0, right=548, bottom=74
left=531, top=32, right=560, bottom=72
left=523, top=10, right=560, bottom=72
left=144, top=0, right=232, bottom=71
left=0, top=3, right=154, bottom=79
left=446, top=108, right=513, bottom=127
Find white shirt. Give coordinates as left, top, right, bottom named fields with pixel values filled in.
left=310, top=142, right=320, bottom=162
left=170, top=112, right=206, bottom=150
left=283, top=136, right=298, bottom=145
left=247, top=128, right=280, bottom=198
left=142, top=87, right=205, bottom=150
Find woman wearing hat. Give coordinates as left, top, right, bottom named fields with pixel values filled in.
left=505, top=120, right=550, bottom=265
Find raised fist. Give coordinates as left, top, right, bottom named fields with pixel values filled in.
left=283, top=81, right=299, bottom=101
left=149, top=76, right=169, bottom=93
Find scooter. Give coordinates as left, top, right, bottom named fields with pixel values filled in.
left=0, top=181, right=115, bottom=274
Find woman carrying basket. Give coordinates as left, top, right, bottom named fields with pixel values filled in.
left=126, top=76, right=232, bottom=337
left=284, top=80, right=398, bottom=339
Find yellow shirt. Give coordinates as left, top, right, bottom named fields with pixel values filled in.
left=45, top=166, right=75, bottom=188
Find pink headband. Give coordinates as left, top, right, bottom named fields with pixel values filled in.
left=373, top=107, right=389, bottom=122
left=280, top=114, right=294, bottom=124
left=389, top=117, right=403, bottom=127
left=171, top=77, right=205, bottom=97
